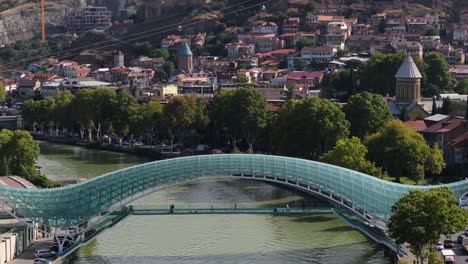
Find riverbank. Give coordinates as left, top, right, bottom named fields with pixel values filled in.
left=32, top=133, right=181, bottom=160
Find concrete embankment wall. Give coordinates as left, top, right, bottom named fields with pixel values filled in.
left=0, top=223, right=36, bottom=263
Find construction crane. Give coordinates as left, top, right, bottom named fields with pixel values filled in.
left=41, top=0, right=45, bottom=42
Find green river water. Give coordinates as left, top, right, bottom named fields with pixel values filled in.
left=36, top=141, right=392, bottom=264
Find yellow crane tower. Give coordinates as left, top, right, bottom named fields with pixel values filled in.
left=41, top=0, right=45, bottom=42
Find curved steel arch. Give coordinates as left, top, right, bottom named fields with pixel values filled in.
left=0, top=154, right=467, bottom=228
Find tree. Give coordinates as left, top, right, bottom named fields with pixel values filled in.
left=304, top=0, right=317, bottom=13
left=320, top=137, right=383, bottom=177
left=424, top=52, right=455, bottom=91
left=235, top=74, right=249, bottom=84
left=52, top=91, right=74, bottom=132
left=439, top=97, right=452, bottom=115
left=388, top=187, right=468, bottom=264
left=359, top=53, right=407, bottom=96
left=132, top=41, right=154, bottom=56
left=454, top=79, right=468, bottom=94
left=431, top=96, right=438, bottom=115
left=294, top=58, right=307, bottom=71
left=274, top=97, right=350, bottom=159
left=0, top=81, right=6, bottom=105
left=344, top=92, right=393, bottom=139
left=72, top=89, right=96, bottom=140
left=211, top=86, right=267, bottom=151
left=295, top=37, right=316, bottom=50
left=377, top=19, right=386, bottom=34
left=163, top=96, right=198, bottom=150
left=424, top=27, right=439, bottom=36
left=366, top=120, right=445, bottom=182
left=336, top=48, right=347, bottom=58
left=8, top=130, right=40, bottom=178
left=91, top=89, right=116, bottom=141
left=110, top=90, right=138, bottom=144
left=466, top=99, right=468, bottom=120
left=426, top=144, right=446, bottom=176
left=399, top=106, right=409, bottom=121
left=151, top=48, right=169, bottom=59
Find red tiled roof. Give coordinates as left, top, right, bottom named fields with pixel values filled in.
left=449, top=132, right=468, bottom=147
left=287, top=71, right=323, bottom=80
left=423, top=118, right=466, bottom=133
left=404, top=120, right=428, bottom=132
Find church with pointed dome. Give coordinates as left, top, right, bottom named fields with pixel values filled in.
left=387, top=55, right=429, bottom=121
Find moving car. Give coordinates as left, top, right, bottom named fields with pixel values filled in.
left=34, top=249, right=55, bottom=258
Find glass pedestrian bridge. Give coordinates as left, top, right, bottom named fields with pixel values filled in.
left=1, top=154, right=467, bottom=231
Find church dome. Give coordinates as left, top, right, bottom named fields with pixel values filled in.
left=395, top=55, right=422, bottom=79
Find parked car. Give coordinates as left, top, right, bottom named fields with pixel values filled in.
left=444, top=239, right=455, bottom=248
left=458, top=234, right=466, bottom=244
left=34, top=258, right=52, bottom=264
left=34, top=249, right=55, bottom=258
left=435, top=241, right=444, bottom=251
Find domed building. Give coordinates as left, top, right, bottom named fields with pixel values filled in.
left=387, top=55, right=429, bottom=121
left=178, top=41, right=193, bottom=73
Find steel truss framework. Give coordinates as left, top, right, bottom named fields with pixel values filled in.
left=0, top=154, right=467, bottom=230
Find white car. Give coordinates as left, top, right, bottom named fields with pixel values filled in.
left=34, top=258, right=52, bottom=264
left=435, top=241, right=444, bottom=251
left=34, top=249, right=55, bottom=258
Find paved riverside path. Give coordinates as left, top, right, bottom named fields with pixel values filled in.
left=131, top=207, right=334, bottom=215
left=11, top=237, right=55, bottom=264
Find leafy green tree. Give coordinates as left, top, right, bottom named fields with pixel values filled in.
left=295, top=37, right=316, bottom=50
left=320, top=137, right=383, bottom=177
left=163, top=96, right=198, bottom=150
left=72, top=89, right=96, bottom=140
left=274, top=97, right=350, bottom=159
left=366, top=120, right=445, bottom=182
left=388, top=187, right=468, bottom=264
left=110, top=90, right=138, bottom=144
left=212, top=87, right=267, bottom=151
left=0, top=82, right=6, bottom=105
left=359, top=53, right=406, bottom=96
left=320, top=69, right=353, bottom=100
left=426, top=144, right=446, bottom=175
left=399, top=106, right=409, bottom=121
left=344, top=92, right=393, bottom=138
left=425, top=52, right=455, bottom=91
left=304, top=0, right=317, bottom=13
left=424, top=27, right=439, bottom=36
left=454, top=79, right=468, bottom=94
left=284, top=85, right=295, bottom=101
left=132, top=101, right=163, bottom=144
left=151, top=48, right=169, bottom=59
left=91, top=89, right=117, bottom=141
left=51, top=91, right=74, bottom=132
left=294, top=58, right=307, bottom=71
left=132, top=42, right=154, bottom=56
left=336, top=48, right=347, bottom=58
left=439, top=97, right=452, bottom=115
left=235, top=74, right=249, bottom=84
left=21, top=99, right=39, bottom=131
left=8, top=130, right=40, bottom=178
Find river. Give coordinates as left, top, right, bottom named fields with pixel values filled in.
left=36, top=141, right=392, bottom=264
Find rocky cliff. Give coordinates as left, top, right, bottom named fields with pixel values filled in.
left=0, top=2, right=72, bottom=46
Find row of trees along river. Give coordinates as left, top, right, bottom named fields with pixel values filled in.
left=21, top=88, right=446, bottom=186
